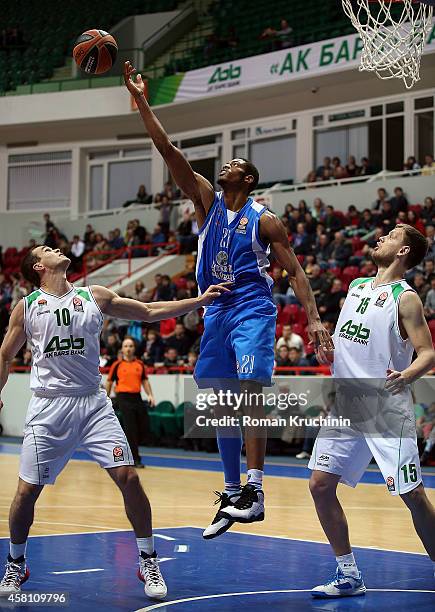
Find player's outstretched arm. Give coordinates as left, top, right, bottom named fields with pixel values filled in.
left=259, top=212, right=334, bottom=351
left=0, top=301, right=27, bottom=411
left=123, top=61, right=214, bottom=228
left=386, top=291, right=435, bottom=394
left=91, top=283, right=231, bottom=323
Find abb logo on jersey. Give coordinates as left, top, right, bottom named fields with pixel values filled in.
left=43, top=335, right=85, bottom=356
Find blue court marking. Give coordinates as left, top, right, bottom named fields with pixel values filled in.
left=0, top=528, right=433, bottom=612
left=1, top=440, right=435, bottom=489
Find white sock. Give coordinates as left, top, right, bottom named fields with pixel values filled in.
left=10, top=541, right=27, bottom=561
left=247, top=469, right=264, bottom=490
left=336, top=552, right=359, bottom=578
left=224, top=481, right=241, bottom=496
left=136, top=536, right=154, bottom=556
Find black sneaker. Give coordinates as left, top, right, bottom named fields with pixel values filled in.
left=202, top=491, right=240, bottom=539
left=219, top=483, right=265, bottom=523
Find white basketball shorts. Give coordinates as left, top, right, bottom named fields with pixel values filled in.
left=308, top=427, right=422, bottom=496
left=20, top=390, right=134, bottom=485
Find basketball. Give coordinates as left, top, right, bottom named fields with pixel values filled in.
left=73, top=29, right=118, bottom=75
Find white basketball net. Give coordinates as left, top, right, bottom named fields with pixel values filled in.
left=342, top=0, right=433, bottom=88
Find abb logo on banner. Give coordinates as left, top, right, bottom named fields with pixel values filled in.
left=130, top=79, right=149, bottom=111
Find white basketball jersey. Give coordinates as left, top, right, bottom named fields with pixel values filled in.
left=333, top=277, right=415, bottom=379
left=24, top=286, right=103, bottom=397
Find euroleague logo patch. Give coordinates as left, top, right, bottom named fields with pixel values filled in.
left=236, top=216, right=249, bottom=234
left=375, top=291, right=388, bottom=307
left=73, top=297, right=84, bottom=312
left=38, top=299, right=47, bottom=308
left=113, top=446, right=124, bottom=462
left=386, top=476, right=395, bottom=492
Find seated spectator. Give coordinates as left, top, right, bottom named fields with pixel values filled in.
left=321, top=167, right=334, bottom=181
left=161, top=181, right=179, bottom=201
left=421, top=197, right=435, bottom=224
left=378, top=200, right=395, bottom=233
left=412, top=271, right=429, bottom=302
left=134, top=281, right=147, bottom=301
left=69, top=234, right=85, bottom=272
left=308, top=264, right=328, bottom=299
left=345, top=155, right=360, bottom=177
left=102, top=333, right=121, bottom=367
left=177, top=210, right=196, bottom=254
left=298, top=200, right=308, bottom=216
left=389, top=187, right=408, bottom=214
left=276, top=323, right=305, bottom=356
left=424, top=274, right=435, bottom=320
left=359, top=157, right=375, bottom=176
left=94, top=233, right=110, bottom=261
left=403, top=156, right=421, bottom=172
left=332, top=157, right=348, bottom=180
left=163, top=347, right=180, bottom=371
left=271, top=267, right=290, bottom=306
left=421, top=153, right=435, bottom=176
left=407, top=209, right=426, bottom=235
left=108, top=228, right=125, bottom=250
left=316, top=233, right=333, bottom=267
left=151, top=224, right=166, bottom=251
left=275, top=345, right=293, bottom=373
left=293, top=222, right=312, bottom=255
left=165, top=322, right=192, bottom=358
left=136, top=184, right=152, bottom=204
left=155, top=195, right=172, bottom=237
left=143, top=329, right=165, bottom=365
left=324, top=205, right=343, bottom=234
left=311, top=198, right=326, bottom=221
left=318, top=278, right=346, bottom=323
left=316, top=157, right=332, bottom=179
left=358, top=209, right=375, bottom=232
left=305, top=170, right=318, bottom=184
left=156, top=274, right=176, bottom=301
left=274, top=18, right=293, bottom=49
left=184, top=351, right=198, bottom=372
left=426, top=225, right=435, bottom=258
left=372, top=187, right=389, bottom=213
left=329, top=231, right=352, bottom=268
left=345, top=205, right=360, bottom=227
left=288, top=347, right=310, bottom=373
left=304, top=212, right=317, bottom=236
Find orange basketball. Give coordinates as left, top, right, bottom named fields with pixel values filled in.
left=73, top=29, right=118, bottom=75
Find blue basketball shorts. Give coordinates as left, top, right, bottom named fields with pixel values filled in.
left=194, top=299, right=277, bottom=389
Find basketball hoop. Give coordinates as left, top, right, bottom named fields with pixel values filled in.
left=342, top=0, right=434, bottom=88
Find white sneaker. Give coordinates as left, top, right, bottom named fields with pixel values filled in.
left=219, top=484, right=265, bottom=523
left=311, top=568, right=366, bottom=598
left=138, top=552, right=167, bottom=600
left=296, top=451, right=311, bottom=459
left=203, top=491, right=240, bottom=540
left=0, top=557, right=30, bottom=595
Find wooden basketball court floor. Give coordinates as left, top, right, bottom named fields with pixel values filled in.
left=0, top=441, right=434, bottom=611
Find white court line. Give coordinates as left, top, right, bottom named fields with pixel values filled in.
left=185, top=525, right=428, bottom=556
left=136, top=588, right=435, bottom=611
left=51, top=568, right=104, bottom=575
left=154, top=534, right=176, bottom=541
left=0, top=526, right=191, bottom=540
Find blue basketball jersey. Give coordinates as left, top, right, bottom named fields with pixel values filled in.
left=196, top=191, right=273, bottom=309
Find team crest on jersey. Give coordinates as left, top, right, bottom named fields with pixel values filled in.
left=37, top=299, right=47, bottom=308
left=113, top=446, right=124, bottom=462
left=235, top=216, right=249, bottom=234
left=73, top=297, right=84, bottom=312
left=37, top=298, right=50, bottom=316
left=386, top=476, right=395, bottom=491
left=375, top=292, right=388, bottom=308
left=216, top=250, right=228, bottom=265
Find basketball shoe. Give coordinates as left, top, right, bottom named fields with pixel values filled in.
left=311, top=567, right=366, bottom=598
left=0, top=556, right=30, bottom=595
left=203, top=491, right=240, bottom=539
left=219, top=484, right=265, bottom=523
left=138, top=551, right=167, bottom=600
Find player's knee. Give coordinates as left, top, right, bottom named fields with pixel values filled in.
left=400, top=484, right=426, bottom=509
left=15, top=482, right=41, bottom=505
left=309, top=472, right=336, bottom=500
left=117, top=467, right=140, bottom=491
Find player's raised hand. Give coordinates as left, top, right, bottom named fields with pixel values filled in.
left=124, top=61, right=145, bottom=98
left=385, top=368, right=410, bottom=395
left=316, top=345, right=334, bottom=366
left=199, top=283, right=232, bottom=306
left=307, top=320, right=334, bottom=353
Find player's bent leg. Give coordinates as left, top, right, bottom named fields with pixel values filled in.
left=309, top=471, right=366, bottom=598
left=0, top=479, right=43, bottom=596
left=400, top=483, right=435, bottom=561
left=107, top=466, right=167, bottom=600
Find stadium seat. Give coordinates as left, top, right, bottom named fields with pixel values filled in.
left=282, top=304, right=300, bottom=323
left=275, top=323, right=283, bottom=339
left=428, top=319, right=435, bottom=345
